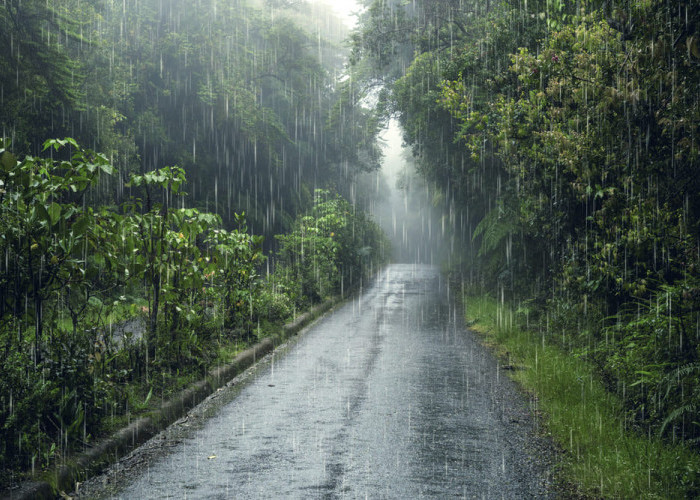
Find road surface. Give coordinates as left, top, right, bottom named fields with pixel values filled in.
left=79, top=264, right=553, bottom=498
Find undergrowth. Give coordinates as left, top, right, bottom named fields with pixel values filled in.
left=464, top=294, right=700, bottom=499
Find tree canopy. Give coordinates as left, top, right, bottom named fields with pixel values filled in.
left=353, top=0, right=700, bottom=450
left=1, top=0, right=382, bottom=237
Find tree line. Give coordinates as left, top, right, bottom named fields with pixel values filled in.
left=353, top=0, right=700, bottom=449
left=1, top=0, right=381, bottom=236
left=0, top=0, right=390, bottom=488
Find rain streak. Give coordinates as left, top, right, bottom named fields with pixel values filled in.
left=0, top=0, right=698, bottom=498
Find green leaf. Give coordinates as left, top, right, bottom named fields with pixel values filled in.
left=1, top=151, right=16, bottom=171
left=88, top=296, right=103, bottom=308
left=144, top=387, right=153, bottom=405
left=100, top=163, right=115, bottom=175
left=72, top=215, right=90, bottom=237
left=92, top=253, right=105, bottom=267
left=48, top=203, right=62, bottom=225
left=36, top=204, right=51, bottom=225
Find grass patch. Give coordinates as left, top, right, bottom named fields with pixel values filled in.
left=464, top=294, right=700, bottom=499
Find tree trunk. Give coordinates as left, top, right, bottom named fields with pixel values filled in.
left=33, top=293, right=42, bottom=366
left=148, top=278, right=159, bottom=361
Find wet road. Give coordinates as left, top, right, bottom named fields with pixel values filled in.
left=95, top=264, right=551, bottom=498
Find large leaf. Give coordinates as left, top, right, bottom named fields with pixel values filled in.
left=36, top=203, right=51, bottom=225
left=48, top=202, right=62, bottom=226
left=1, top=151, right=16, bottom=171
left=72, top=214, right=90, bottom=237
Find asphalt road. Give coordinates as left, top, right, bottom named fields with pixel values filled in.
left=79, top=264, right=553, bottom=499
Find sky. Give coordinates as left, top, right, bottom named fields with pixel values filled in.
left=317, top=0, right=363, bottom=28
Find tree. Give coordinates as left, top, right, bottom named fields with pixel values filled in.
left=0, top=138, right=113, bottom=363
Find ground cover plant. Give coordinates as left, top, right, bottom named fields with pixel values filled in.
left=463, top=293, right=700, bottom=498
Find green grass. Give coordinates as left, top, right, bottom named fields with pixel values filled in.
left=54, top=296, right=149, bottom=334
left=464, top=294, right=700, bottom=499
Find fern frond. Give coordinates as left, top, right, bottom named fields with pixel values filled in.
left=472, top=205, right=515, bottom=257
left=660, top=362, right=700, bottom=400
left=660, top=403, right=698, bottom=436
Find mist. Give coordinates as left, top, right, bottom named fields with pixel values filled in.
left=369, top=119, right=451, bottom=265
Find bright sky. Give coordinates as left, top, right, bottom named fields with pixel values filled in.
left=318, top=0, right=363, bottom=28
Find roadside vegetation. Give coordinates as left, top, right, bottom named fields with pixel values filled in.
left=0, top=140, right=389, bottom=490
left=0, top=0, right=389, bottom=490
left=353, top=0, right=700, bottom=495
left=464, top=293, right=700, bottom=498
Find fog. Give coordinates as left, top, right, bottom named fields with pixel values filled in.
left=369, top=119, right=452, bottom=265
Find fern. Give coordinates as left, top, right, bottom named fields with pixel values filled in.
left=660, top=403, right=699, bottom=437
left=472, top=205, right=515, bottom=257
left=660, top=362, right=700, bottom=400
left=658, top=362, right=700, bottom=437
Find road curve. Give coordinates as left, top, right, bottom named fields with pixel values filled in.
left=81, top=264, right=553, bottom=499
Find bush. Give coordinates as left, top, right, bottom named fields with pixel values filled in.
left=275, top=189, right=389, bottom=302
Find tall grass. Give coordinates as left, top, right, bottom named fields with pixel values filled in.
left=464, top=295, right=699, bottom=498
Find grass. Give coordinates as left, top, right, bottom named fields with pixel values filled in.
left=464, top=294, right=700, bottom=499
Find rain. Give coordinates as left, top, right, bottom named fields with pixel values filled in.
left=0, top=0, right=699, bottom=498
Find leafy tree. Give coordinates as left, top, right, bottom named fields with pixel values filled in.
left=0, top=1, right=106, bottom=150
left=0, top=138, right=115, bottom=475
left=0, top=138, right=113, bottom=362
left=125, top=166, right=187, bottom=362
left=208, top=214, right=265, bottom=336
left=354, top=0, right=700, bottom=446
left=276, top=189, right=389, bottom=304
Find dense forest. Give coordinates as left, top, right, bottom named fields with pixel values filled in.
left=0, top=0, right=390, bottom=488
left=3, top=0, right=700, bottom=493
left=352, top=0, right=699, bottom=459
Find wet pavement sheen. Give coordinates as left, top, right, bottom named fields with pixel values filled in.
left=111, top=264, right=549, bottom=498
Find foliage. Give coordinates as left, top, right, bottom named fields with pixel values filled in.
left=0, top=0, right=382, bottom=239
left=0, top=139, right=114, bottom=360
left=276, top=189, right=390, bottom=305
left=0, top=139, right=388, bottom=488
left=208, top=215, right=265, bottom=335
left=595, top=278, right=700, bottom=445
left=0, top=1, right=93, bottom=149
left=0, top=139, right=118, bottom=479
left=465, top=294, right=700, bottom=498
left=353, top=0, right=700, bottom=480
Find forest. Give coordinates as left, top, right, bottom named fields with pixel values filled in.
left=2, top=0, right=700, bottom=495
left=0, top=0, right=389, bottom=488
left=350, top=0, right=700, bottom=490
